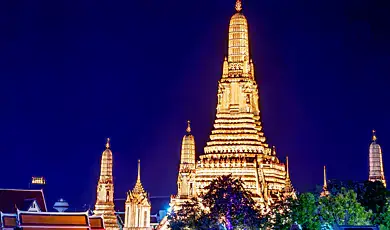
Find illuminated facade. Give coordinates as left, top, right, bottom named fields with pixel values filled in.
left=369, top=130, right=386, bottom=187
left=124, top=160, right=151, bottom=230
left=94, top=138, right=119, bottom=230
left=171, top=0, right=293, bottom=211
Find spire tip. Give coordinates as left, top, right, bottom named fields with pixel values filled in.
left=372, top=129, right=377, bottom=142
left=186, top=120, right=191, bottom=133
left=235, top=0, right=242, bottom=12
left=106, top=138, right=110, bottom=149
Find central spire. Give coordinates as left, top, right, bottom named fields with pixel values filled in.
left=204, top=1, right=267, bottom=155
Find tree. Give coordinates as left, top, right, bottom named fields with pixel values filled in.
left=202, top=175, right=263, bottom=230
left=290, top=193, right=321, bottom=229
left=360, top=181, right=388, bottom=213
left=265, top=193, right=321, bottom=230
left=264, top=197, right=293, bottom=230
left=318, top=188, right=372, bottom=226
left=168, top=175, right=263, bottom=229
left=168, top=198, right=213, bottom=230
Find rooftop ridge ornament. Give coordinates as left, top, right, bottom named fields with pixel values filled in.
left=235, top=0, right=242, bottom=12
left=137, top=159, right=141, bottom=182
left=372, top=129, right=377, bottom=142
left=106, top=138, right=110, bottom=149
left=186, top=120, right=191, bottom=133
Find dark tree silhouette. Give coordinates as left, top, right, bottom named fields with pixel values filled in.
left=168, top=174, right=263, bottom=229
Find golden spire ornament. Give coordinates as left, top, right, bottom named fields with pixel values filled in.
left=137, top=159, right=141, bottom=182
left=106, top=138, right=110, bottom=149
left=235, top=0, right=242, bottom=12
left=372, top=129, right=377, bottom=142
left=186, top=120, right=191, bottom=133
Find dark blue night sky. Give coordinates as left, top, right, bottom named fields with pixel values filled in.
left=0, top=0, right=389, bottom=209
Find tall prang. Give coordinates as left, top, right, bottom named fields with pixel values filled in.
left=171, top=121, right=197, bottom=211
left=369, top=130, right=386, bottom=187
left=171, top=0, right=293, bottom=211
left=94, top=138, right=119, bottom=230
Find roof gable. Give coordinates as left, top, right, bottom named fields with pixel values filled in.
left=0, top=189, right=47, bottom=213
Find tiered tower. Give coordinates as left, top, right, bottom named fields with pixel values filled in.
left=124, top=160, right=151, bottom=229
left=94, top=138, right=119, bottom=230
left=172, top=0, right=292, bottom=211
left=171, top=121, right=197, bottom=210
left=369, top=130, right=386, bottom=187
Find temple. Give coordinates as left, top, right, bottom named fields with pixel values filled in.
left=171, top=0, right=293, bottom=211
left=124, top=160, right=151, bottom=229
left=369, top=130, right=386, bottom=187
left=94, top=138, right=119, bottom=230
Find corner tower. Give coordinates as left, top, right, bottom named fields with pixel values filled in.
left=94, top=138, right=119, bottom=230
left=171, top=121, right=197, bottom=210
left=194, top=0, right=291, bottom=209
left=369, top=130, right=386, bottom=187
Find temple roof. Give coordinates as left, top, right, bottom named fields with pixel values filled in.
left=0, top=189, right=47, bottom=213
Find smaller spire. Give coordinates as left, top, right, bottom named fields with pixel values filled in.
left=323, top=165, right=327, bottom=189
left=235, top=0, right=242, bottom=12
left=186, top=120, right=191, bottom=133
left=286, top=156, right=290, bottom=179
left=372, top=129, right=377, bottom=142
left=131, top=159, right=146, bottom=194
left=137, top=159, right=141, bottom=182
left=106, top=138, right=110, bottom=149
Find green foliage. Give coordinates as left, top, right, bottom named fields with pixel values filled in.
left=360, top=181, right=388, bottom=213
left=372, top=199, right=390, bottom=229
left=318, top=188, right=372, bottom=226
left=265, top=193, right=321, bottom=230
left=170, top=179, right=389, bottom=229
left=264, top=197, right=292, bottom=230
left=291, top=193, right=321, bottom=229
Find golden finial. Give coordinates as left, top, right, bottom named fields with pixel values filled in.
left=106, top=138, right=110, bottom=149
left=372, top=129, right=377, bottom=142
left=235, top=0, right=242, bottom=12
left=186, top=120, right=191, bottom=133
